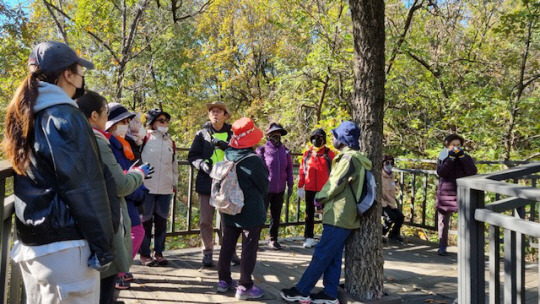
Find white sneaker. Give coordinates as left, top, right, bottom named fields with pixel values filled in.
left=303, top=238, right=317, bottom=248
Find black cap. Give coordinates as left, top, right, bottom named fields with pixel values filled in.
left=28, top=41, right=94, bottom=74
left=106, top=103, right=136, bottom=130
left=266, top=122, right=287, bottom=136
left=146, top=108, right=171, bottom=125
left=310, top=128, right=326, bottom=141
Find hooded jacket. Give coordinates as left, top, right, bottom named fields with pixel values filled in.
left=298, top=146, right=335, bottom=192
left=141, top=129, right=179, bottom=195
left=93, top=130, right=144, bottom=277
left=436, top=153, right=477, bottom=212
left=256, top=141, right=293, bottom=194
left=188, top=122, right=232, bottom=194
left=13, top=82, right=116, bottom=266
left=315, top=147, right=372, bottom=229
left=222, top=148, right=269, bottom=228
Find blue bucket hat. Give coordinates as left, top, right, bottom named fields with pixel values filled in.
left=331, top=121, right=361, bottom=150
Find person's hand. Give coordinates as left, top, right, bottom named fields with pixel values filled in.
left=297, top=187, right=305, bottom=199
left=173, top=185, right=178, bottom=193
left=200, top=162, right=212, bottom=174
left=139, top=163, right=155, bottom=179
left=88, top=252, right=113, bottom=272
left=212, top=138, right=229, bottom=151
left=455, top=147, right=465, bottom=158
left=314, top=199, right=323, bottom=213
left=448, top=147, right=460, bottom=159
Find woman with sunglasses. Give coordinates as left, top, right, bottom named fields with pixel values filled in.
left=139, top=108, right=179, bottom=266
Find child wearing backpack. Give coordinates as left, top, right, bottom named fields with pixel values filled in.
left=281, top=121, right=372, bottom=304
left=216, top=117, right=269, bottom=300
left=297, top=128, right=335, bottom=248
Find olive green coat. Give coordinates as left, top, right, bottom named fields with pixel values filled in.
left=95, top=132, right=144, bottom=278
left=315, top=147, right=373, bottom=229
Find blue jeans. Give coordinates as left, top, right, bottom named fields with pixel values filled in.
left=296, top=224, right=351, bottom=298
left=139, top=193, right=171, bottom=255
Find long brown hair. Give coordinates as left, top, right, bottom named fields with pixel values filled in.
left=3, top=64, right=77, bottom=175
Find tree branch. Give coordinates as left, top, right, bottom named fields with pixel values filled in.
left=42, top=0, right=68, bottom=44
left=42, top=0, right=121, bottom=64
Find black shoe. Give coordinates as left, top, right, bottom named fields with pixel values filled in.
left=280, top=287, right=310, bottom=303
left=310, top=290, right=339, bottom=304
left=388, top=235, right=404, bottom=242
left=202, top=253, right=213, bottom=267
left=437, top=248, right=448, bottom=256
left=231, top=253, right=241, bottom=266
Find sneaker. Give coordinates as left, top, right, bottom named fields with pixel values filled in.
left=231, top=253, right=241, bottom=266
left=236, top=285, right=264, bottom=300
left=119, top=272, right=134, bottom=282
left=280, top=287, right=310, bottom=303
left=115, top=277, right=130, bottom=290
left=202, top=253, right=213, bottom=267
left=140, top=255, right=157, bottom=267
left=154, top=252, right=168, bottom=266
left=310, top=290, right=339, bottom=304
left=437, top=248, right=448, bottom=256
left=217, top=279, right=237, bottom=293
left=303, top=238, right=317, bottom=248
left=268, top=240, right=282, bottom=250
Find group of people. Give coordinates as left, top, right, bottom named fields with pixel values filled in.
left=2, top=40, right=478, bottom=304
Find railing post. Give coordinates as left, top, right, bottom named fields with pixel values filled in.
left=458, top=184, right=485, bottom=304
left=0, top=179, right=7, bottom=303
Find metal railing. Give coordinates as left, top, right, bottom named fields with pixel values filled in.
left=458, top=162, right=540, bottom=304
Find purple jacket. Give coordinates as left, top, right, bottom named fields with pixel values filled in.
left=436, top=154, right=478, bottom=212
left=256, top=141, right=293, bottom=194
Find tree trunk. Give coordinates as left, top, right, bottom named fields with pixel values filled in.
left=345, top=0, right=385, bottom=300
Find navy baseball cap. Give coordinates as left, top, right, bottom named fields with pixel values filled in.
left=28, top=41, right=94, bottom=74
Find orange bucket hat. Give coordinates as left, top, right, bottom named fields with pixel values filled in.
left=230, top=117, right=263, bottom=149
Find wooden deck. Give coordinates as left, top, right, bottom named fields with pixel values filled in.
left=117, top=238, right=538, bottom=303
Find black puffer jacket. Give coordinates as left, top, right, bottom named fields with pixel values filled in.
left=188, top=122, right=232, bottom=194
left=13, top=82, right=117, bottom=267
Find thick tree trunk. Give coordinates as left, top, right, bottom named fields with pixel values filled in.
left=345, top=0, right=385, bottom=300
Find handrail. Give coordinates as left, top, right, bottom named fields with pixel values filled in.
left=457, top=162, right=540, bottom=304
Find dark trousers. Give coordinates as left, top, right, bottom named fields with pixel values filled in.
left=304, top=190, right=317, bottom=238
left=265, top=191, right=284, bottom=241
left=218, top=225, right=262, bottom=289
left=100, top=274, right=116, bottom=304
left=140, top=213, right=168, bottom=256
left=437, top=210, right=452, bottom=250
left=382, top=206, right=404, bottom=238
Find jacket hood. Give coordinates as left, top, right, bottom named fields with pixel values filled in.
left=33, top=81, right=78, bottom=113
left=225, top=147, right=254, bottom=161
left=341, top=147, right=372, bottom=171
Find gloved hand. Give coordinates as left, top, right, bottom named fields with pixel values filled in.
left=88, top=252, right=113, bottom=272
left=212, top=138, right=229, bottom=151
left=314, top=199, right=323, bottom=212
left=200, top=162, right=212, bottom=174
left=455, top=147, right=465, bottom=158
left=297, top=187, right=305, bottom=199
left=287, top=186, right=293, bottom=197
left=448, top=147, right=461, bottom=159
left=139, top=162, right=155, bottom=179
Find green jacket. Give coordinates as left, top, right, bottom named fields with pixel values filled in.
left=315, top=147, right=372, bottom=229
left=222, top=148, right=269, bottom=228
left=94, top=131, right=144, bottom=278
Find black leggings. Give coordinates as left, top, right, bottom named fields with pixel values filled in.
left=304, top=190, right=317, bottom=238
left=265, top=192, right=284, bottom=241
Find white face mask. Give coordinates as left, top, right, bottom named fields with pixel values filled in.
left=157, top=126, right=169, bottom=135
left=112, top=124, right=128, bottom=138
left=384, top=164, right=393, bottom=173
left=138, top=126, right=146, bottom=138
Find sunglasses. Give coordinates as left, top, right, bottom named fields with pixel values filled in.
left=155, top=118, right=170, bottom=124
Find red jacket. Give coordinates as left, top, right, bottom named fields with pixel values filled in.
left=298, top=146, right=335, bottom=192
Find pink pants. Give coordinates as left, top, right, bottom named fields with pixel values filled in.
left=118, top=224, right=145, bottom=278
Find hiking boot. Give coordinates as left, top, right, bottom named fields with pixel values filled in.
left=236, top=285, right=264, bottom=300
left=231, top=253, right=241, bottom=266
left=268, top=240, right=282, bottom=250
left=217, top=279, right=237, bottom=293
left=202, top=253, right=213, bottom=267
left=280, top=287, right=310, bottom=303
left=140, top=255, right=157, bottom=267
left=303, top=238, right=317, bottom=248
left=119, top=272, right=134, bottom=282
left=154, top=252, right=168, bottom=266
left=310, top=290, right=339, bottom=304
left=115, top=277, right=130, bottom=290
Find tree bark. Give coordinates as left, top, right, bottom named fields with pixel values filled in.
left=346, top=0, right=385, bottom=300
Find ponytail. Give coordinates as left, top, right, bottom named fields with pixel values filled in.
left=2, top=72, right=40, bottom=175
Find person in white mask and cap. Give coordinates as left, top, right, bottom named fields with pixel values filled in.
left=138, top=108, right=179, bottom=266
